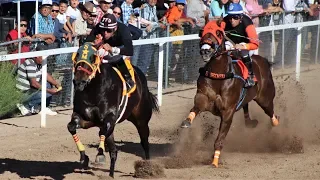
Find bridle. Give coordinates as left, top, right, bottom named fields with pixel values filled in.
left=72, top=43, right=102, bottom=81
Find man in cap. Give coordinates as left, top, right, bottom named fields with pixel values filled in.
left=203, top=3, right=258, bottom=87
left=86, top=13, right=135, bottom=91
left=94, top=0, right=114, bottom=25
left=28, top=0, right=56, bottom=44
left=224, top=3, right=258, bottom=87
left=75, top=2, right=97, bottom=36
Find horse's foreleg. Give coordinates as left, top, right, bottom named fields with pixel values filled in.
left=95, top=128, right=107, bottom=165
left=181, top=93, right=209, bottom=128
left=212, top=109, right=234, bottom=168
left=243, top=104, right=258, bottom=128
left=67, top=113, right=91, bottom=168
left=99, top=114, right=117, bottom=178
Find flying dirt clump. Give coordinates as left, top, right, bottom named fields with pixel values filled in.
left=134, top=160, right=165, bottom=179
left=160, top=113, right=217, bottom=169
left=279, top=135, right=304, bottom=154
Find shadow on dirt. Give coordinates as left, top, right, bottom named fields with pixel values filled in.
left=0, top=158, right=112, bottom=180
left=88, top=141, right=174, bottom=159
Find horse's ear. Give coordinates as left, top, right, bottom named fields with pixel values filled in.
left=72, top=53, right=78, bottom=64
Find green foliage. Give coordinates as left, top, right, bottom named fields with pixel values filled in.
left=0, top=62, right=25, bottom=116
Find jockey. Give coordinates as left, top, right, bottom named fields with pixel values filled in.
left=86, top=13, right=135, bottom=91
left=221, top=3, right=259, bottom=87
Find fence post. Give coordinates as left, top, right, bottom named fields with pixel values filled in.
left=17, top=0, right=21, bottom=67
left=41, top=56, right=48, bottom=128
left=281, top=13, right=285, bottom=69
left=270, top=14, right=275, bottom=64
left=296, top=27, right=302, bottom=81
left=315, top=15, right=320, bottom=64
left=158, top=43, right=164, bottom=106
left=165, top=24, right=170, bottom=89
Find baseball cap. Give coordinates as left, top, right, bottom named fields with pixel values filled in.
left=99, top=0, right=113, bottom=3
left=176, top=0, right=186, bottom=5
left=41, top=0, right=52, bottom=7
left=99, top=13, right=117, bottom=30
left=227, top=3, right=243, bottom=15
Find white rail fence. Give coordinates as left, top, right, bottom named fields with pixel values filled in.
left=1, top=19, right=320, bottom=127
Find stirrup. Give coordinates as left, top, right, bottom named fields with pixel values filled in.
left=245, top=76, right=255, bottom=87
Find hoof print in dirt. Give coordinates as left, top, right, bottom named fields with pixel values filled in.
left=134, top=160, right=165, bottom=178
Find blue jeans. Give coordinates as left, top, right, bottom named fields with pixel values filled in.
left=137, top=44, right=158, bottom=74
left=24, top=82, right=53, bottom=110
left=131, top=45, right=141, bottom=66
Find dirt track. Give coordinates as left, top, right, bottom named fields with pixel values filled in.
left=1, top=65, right=320, bottom=180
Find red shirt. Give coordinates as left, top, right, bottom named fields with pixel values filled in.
left=6, top=29, right=30, bottom=65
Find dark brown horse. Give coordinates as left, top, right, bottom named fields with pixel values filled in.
left=68, top=42, right=159, bottom=177
left=180, top=20, right=279, bottom=167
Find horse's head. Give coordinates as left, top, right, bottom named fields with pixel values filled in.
left=72, top=42, right=101, bottom=91
left=199, top=19, right=226, bottom=62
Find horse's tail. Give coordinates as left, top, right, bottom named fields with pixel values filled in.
left=266, top=59, right=273, bottom=69
left=147, top=91, right=160, bottom=113
left=134, top=66, right=160, bottom=113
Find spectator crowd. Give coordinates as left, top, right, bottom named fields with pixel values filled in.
left=4, top=0, right=320, bottom=116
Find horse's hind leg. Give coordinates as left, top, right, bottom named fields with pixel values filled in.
left=254, top=99, right=279, bottom=126
left=243, top=103, right=258, bottom=128
left=129, top=113, right=151, bottom=160
left=106, top=132, right=118, bottom=178
left=181, top=93, right=210, bottom=128
left=67, top=113, right=94, bottom=169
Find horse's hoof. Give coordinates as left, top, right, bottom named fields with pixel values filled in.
left=181, top=120, right=191, bottom=128
left=95, top=154, right=106, bottom=165
left=272, top=115, right=280, bottom=126
left=109, top=172, right=114, bottom=178
left=212, top=162, right=219, bottom=168
left=80, top=155, right=89, bottom=169
left=245, top=119, right=258, bottom=128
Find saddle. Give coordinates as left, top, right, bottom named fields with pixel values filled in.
left=199, top=55, right=257, bottom=82
left=111, top=58, right=137, bottom=97
left=199, top=55, right=258, bottom=111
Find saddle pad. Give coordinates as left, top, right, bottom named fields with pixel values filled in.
left=236, top=60, right=257, bottom=82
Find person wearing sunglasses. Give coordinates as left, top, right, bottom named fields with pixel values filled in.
left=51, top=2, right=60, bottom=20
left=222, top=3, right=259, bottom=87
left=86, top=13, right=135, bottom=91
left=6, top=16, right=33, bottom=65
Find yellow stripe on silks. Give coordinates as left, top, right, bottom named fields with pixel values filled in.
left=99, top=135, right=106, bottom=151
left=112, top=67, right=127, bottom=96
left=72, top=134, right=85, bottom=152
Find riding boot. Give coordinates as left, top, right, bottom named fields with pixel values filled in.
left=117, top=59, right=135, bottom=92
left=242, top=55, right=255, bottom=87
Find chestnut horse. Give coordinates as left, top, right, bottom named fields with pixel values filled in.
left=180, top=20, right=279, bottom=167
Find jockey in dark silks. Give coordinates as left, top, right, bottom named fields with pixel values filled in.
left=86, top=13, right=135, bottom=91
left=221, top=3, right=259, bottom=87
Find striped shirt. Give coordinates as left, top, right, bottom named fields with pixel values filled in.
left=16, top=58, right=42, bottom=91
